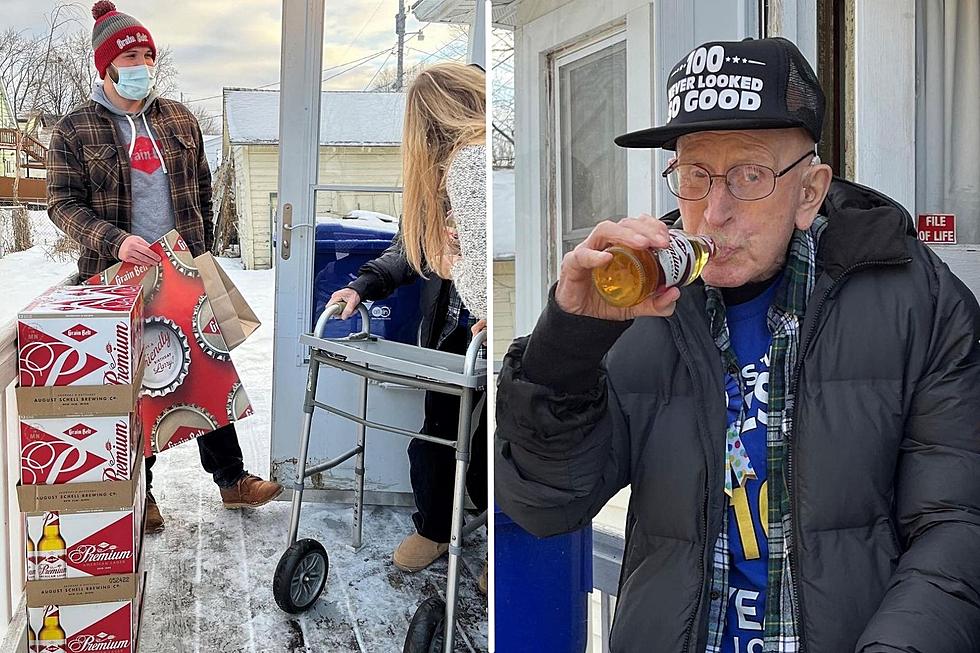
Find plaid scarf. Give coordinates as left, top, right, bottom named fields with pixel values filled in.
left=702, top=216, right=827, bottom=652
left=437, top=284, right=475, bottom=348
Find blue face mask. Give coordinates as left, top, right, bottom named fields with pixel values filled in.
left=113, top=64, right=156, bottom=101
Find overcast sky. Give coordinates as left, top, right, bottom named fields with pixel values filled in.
left=4, top=0, right=466, bottom=122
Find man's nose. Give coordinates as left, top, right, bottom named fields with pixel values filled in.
left=702, top=177, right=735, bottom=228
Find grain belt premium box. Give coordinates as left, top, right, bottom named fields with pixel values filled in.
left=20, top=410, right=141, bottom=486
left=21, top=449, right=145, bottom=582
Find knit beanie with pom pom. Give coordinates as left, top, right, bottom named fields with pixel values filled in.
left=91, top=1, right=156, bottom=79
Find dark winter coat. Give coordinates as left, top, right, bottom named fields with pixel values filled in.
left=495, top=179, right=980, bottom=652
left=346, top=237, right=452, bottom=349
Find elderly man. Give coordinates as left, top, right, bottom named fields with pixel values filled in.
left=495, top=37, right=980, bottom=652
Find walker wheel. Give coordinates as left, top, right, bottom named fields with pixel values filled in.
left=273, top=538, right=329, bottom=613
left=403, top=596, right=448, bottom=653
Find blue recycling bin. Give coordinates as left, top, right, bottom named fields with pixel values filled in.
left=495, top=505, right=592, bottom=653
left=312, top=217, right=423, bottom=343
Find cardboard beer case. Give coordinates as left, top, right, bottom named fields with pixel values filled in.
left=16, top=285, right=145, bottom=420
left=20, top=408, right=142, bottom=486
left=21, top=448, right=145, bottom=583
left=17, top=285, right=143, bottom=388
left=26, top=570, right=146, bottom=653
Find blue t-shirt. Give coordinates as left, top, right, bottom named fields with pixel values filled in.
left=720, top=281, right=777, bottom=653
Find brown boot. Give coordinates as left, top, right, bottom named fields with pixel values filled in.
left=478, top=561, right=488, bottom=595
left=393, top=533, right=449, bottom=573
left=220, top=474, right=284, bottom=508
left=144, top=492, right=164, bottom=534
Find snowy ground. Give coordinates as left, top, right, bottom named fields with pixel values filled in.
left=141, top=258, right=488, bottom=653
left=0, top=247, right=77, bottom=326
left=1, top=251, right=487, bottom=653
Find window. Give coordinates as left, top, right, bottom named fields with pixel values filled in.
left=552, top=33, right=628, bottom=266
left=269, top=191, right=278, bottom=247
left=915, top=0, right=979, bottom=244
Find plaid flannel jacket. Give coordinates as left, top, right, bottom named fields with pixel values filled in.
left=702, top=215, right=828, bottom=652
left=46, top=97, right=214, bottom=280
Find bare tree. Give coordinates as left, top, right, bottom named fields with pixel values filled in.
left=5, top=2, right=79, bottom=227
left=0, top=29, right=47, bottom=120
left=492, top=28, right=515, bottom=168
left=189, top=104, right=219, bottom=135
left=152, top=46, right=179, bottom=100
left=368, top=28, right=469, bottom=92
left=0, top=3, right=184, bottom=253
left=2, top=24, right=181, bottom=123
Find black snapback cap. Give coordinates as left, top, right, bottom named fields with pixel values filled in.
left=615, top=37, right=825, bottom=150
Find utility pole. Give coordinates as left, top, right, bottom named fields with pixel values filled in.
left=395, top=0, right=406, bottom=91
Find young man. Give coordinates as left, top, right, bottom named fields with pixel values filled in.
left=46, top=2, right=283, bottom=533
left=495, top=37, right=980, bottom=652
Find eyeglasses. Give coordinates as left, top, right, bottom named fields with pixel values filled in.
left=662, top=151, right=816, bottom=202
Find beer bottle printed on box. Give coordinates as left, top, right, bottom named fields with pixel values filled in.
left=27, top=621, right=37, bottom=653
left=38, top=606, right=66, bottom=653
left=36, top=513, right=67, bottom=581
left=27, top=529, right=37, bottom=581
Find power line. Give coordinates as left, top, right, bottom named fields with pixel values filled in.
left=338, top=0, right=387, bottom=64
left=363, top=48, right=396, bottom=91
left=323, top=47, right=393, bottom=84
left=183, top=45, right=396, bottom=104
left=366, top=33, right=467, bottom=91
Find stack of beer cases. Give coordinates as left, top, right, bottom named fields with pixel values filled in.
left=16, top=285, right=148, bottom=653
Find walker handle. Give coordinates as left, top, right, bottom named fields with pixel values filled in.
left=313, top=302, right=372, bottom=339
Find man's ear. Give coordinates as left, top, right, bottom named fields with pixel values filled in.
left=795, top=161, right=833, bottom=230
left=106, top=64, right=119, bottom=84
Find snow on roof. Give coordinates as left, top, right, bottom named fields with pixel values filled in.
left=411, top=0, right=477, bottom=23
left=493, top=168, right=515, bottom=259
left=224, top=88, right=405, bottom=146
left=203, top=134, right=222, bottom=172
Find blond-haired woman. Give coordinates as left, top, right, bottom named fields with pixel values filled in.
left=390, top=62, right=488, bottom=588
left=401, top=62, right=487, bottom=322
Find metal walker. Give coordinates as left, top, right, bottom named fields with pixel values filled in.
left=272, top=302, right=487, bottom=653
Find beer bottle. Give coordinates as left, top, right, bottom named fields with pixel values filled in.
left=26, top=528, right=37, bottom=581
left=27, top=621, right=36, bottom=653
left=592, top=230, right=714, bottom=307
left=38, top=607, right=66, bottom=653
left=37, top=513, right=67, bottom=580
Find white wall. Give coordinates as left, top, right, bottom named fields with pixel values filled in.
left=852, top=0, right=916, bottom=213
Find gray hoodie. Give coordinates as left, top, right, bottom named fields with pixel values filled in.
left=91, top=83, right=175, bottom=245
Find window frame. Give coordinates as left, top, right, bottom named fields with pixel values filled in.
left=549, top=28, right=629, bottom=279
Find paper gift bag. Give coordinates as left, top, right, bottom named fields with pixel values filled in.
left=193, top=253, right=261, bottom=350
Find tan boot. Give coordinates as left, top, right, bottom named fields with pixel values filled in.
left=393, top=533, right=449, bottom=572
left=220, top=474, right=284, bottom=508
left=478, top=561, right=488, bottom=595
left=144, top=492, right=164, bottom=534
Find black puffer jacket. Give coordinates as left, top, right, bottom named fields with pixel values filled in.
left=346, top=237, right=453, bottom=349
left=495, top=179, right=980, bottom=653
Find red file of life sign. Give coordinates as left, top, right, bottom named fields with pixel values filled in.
left=917, top=214, right=957, bottom=244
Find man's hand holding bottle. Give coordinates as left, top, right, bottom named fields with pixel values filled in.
left=556, top=215, right=682, bottom=321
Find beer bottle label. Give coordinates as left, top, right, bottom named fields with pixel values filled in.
left=39, top=642, right=66, bottom=653
left=36, top=552, right=66, bottom=580
left=27, top=553, right=37, bottom=581
left=656, top=232, right=697, bottom=287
